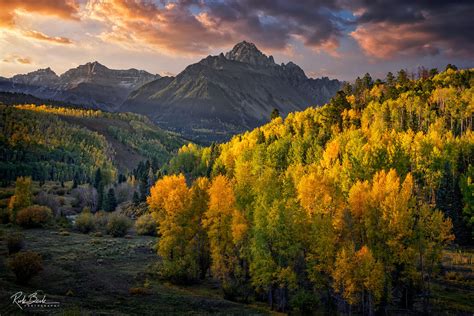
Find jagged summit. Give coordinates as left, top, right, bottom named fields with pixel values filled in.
left=225, top=41, right=276, bottom=67
left=11, top=67, right=59, bottom=87
left=72, top=61, right=108, bottom=75
left=122, top=41, right=341, bottom=143
left=3, top=62, right=159, bottom=111
left=13, top=67, right=58, bottom=77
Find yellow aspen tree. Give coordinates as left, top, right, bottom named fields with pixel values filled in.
left=188, top=177, right=211, bottom=279
left=147, top=174, right=193, bottom=282
left=333, top=245, right=384, bottom=312
left=8, top=176, right=33, bottom=222
left=204, top=175, right=241, bottom=292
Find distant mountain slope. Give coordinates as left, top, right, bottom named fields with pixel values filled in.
left=122, top=41, right=341, bottom=143
left=0, top=104, right=187, bottom=183
left=0, top=91, right=90, bottom=108
left=0, top=62, right=159, bottom=111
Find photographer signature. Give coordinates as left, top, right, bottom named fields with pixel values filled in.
left=10, top=291, right=60, bottom=310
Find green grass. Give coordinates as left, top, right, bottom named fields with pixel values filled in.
left=0, top=225, right=268, bottom=315
left=429, top=248, right=474, bottom=314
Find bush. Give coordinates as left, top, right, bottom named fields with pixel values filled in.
left=16, top=205, right=52, bottom=228
left=135, top=214, right=157, bottom=236
left=107, top=214, right=132, bottom=237
left=71, top=187, right=98, bottom=211
left=8, top=251, right=43, bottom=284
left=75, top=211, right=95, bottom=233
left=7, top=233, right=24, bottom=255
left=156, top=260, right=200, bottom=285
left=289, top=289, right=319, bottom=313
left=34, top=192, right=60, bottom=216
left=94, top=211, right=109, bottom=228
left=56, top=215, right=72, bottom=229
left=116, top=182, right=133, bottom=204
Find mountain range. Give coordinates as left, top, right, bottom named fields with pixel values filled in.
left=0, top=41, right=341, bottom=143
left=121, top=41, right=341, bottom=142
left=0, top=63, right=159, bottom=110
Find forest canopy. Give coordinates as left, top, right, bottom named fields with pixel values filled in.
left=151, top=67, right=473, bottom=312
left=0, top=104, right=186, bottom=185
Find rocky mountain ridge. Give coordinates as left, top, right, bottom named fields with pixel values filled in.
left=121, top=41, right=341, bottom=143
left=0, top=41, right=342, bottom=143
left=1, top=62, right=159, bottom=110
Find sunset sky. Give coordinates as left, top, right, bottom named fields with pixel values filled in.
left=0, top=0, right=472, bottom=81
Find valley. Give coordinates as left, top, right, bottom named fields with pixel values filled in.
left=0, top=65, right=472, bottom=314
left=0, top=42, right=341, bottom=144
left=0, top=104, right=186, bottom=184
left=0, top=0, right=473, bottom=315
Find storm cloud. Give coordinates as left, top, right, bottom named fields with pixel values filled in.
left=347, top=0, right=474, bottom=58
left=0, top=0, right=472, bottom=79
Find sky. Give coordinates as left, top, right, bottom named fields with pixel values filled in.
left=0, top=0, right=472, bottom=81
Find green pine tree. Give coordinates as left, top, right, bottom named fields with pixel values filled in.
left=132, top=191, right=140, bottom=206
left=104, top=188, right=117, bottom=212
left=271, top=108, right=280, bottom=120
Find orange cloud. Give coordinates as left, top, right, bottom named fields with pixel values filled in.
left=23, top=30, right=73, bottom=45
left=0, top=0, right=78, bottom=46
left=86, top=0, right=233, bottom=56
left=350, top=23, right=439, bottom=59
left=0, top=0, right=79, bottom=27
left=3, top=54, right=32, bottom=64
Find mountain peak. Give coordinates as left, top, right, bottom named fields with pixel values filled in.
left=225, top=41, right=276, bottom=67
left=233, top=40, right=259, bottom=52
left=87, top=61, right=103, bottom=66
left=10, top=67, right=59, bottom=86
left=83, top=61, right=108, bottom=71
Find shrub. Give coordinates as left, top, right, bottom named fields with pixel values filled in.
left=116, top=182, right=133, bottom=204
left=157, top=260, right=200, bottom=285
left=94, top=210, right=109, bottom=228
left=445, top=271, right=463, bottom=281
left=8, top=251, right=43, bottom=284
left=107, top=214, right=132, bottom=237
left=289, top=289, right=319, bottom=313
left=16, top=205, right=52, bottom=228
left=74, top=211, right=95, bottom=233
left=34, top=192, right=60, bottom=216
left=135, top=214, right=157, bottom=236
left=56, top=215, right=72, bottom=229
left=71, top=186, right=98, bottom=212
left=7, top=233, right=25, bottom=255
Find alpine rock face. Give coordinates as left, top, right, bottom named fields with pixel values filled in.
left=121, top=41, right=341, bottom=143
left=0, top=62, right=159, bottom=110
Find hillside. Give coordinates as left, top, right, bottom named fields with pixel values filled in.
left=0, top=91, right=92, bottom=108
left=0, top=104, right=187, bottom=184
left=122, top=41, right=341, bottom=143
left=157, top=67, right=473, bottom=313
